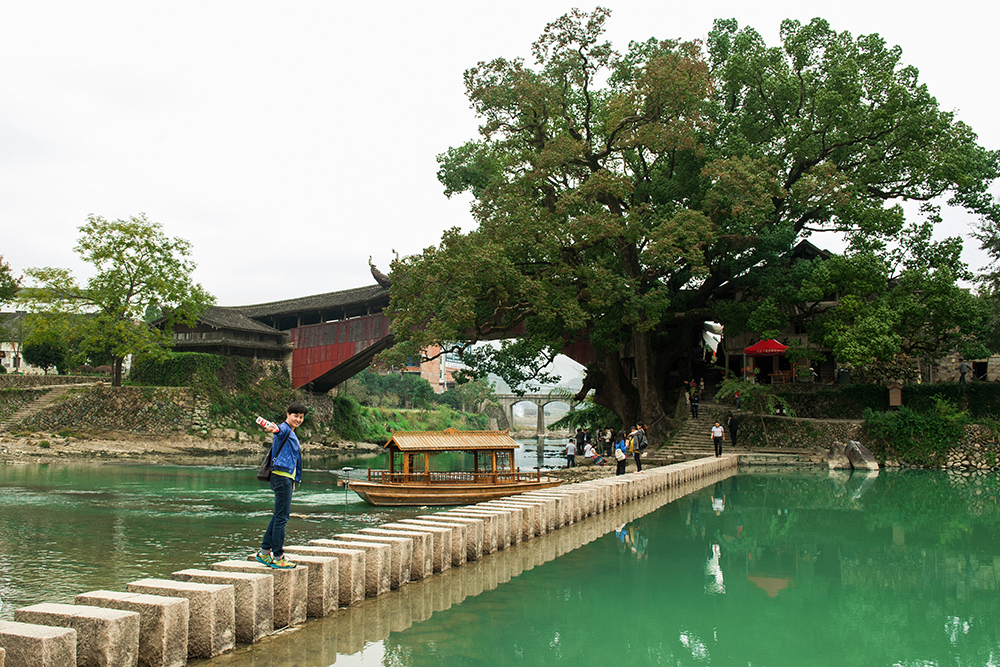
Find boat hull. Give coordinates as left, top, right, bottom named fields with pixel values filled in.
left=347, top=479, right=563, bottom=507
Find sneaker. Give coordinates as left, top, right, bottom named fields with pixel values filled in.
left=272, top=555, right=296, bottom=569
left=255, top=550, right=274, bottom=567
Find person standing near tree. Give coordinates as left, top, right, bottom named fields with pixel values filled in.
left=256, top=402, right=307, bottom=569
left=614, top=430, right=628, bottom=475
left=726, top=413, right=739, bottom=449
left=630, top=423, right=646, bottom=472
left=565, top=437, right=576, bottom=468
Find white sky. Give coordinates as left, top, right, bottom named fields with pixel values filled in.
left=2, top=1, right=998, bottom=307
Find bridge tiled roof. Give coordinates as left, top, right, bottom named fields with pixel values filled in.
left=197, top=306, right=284, bottom=335
left=233, top=284, right=389, bottom=318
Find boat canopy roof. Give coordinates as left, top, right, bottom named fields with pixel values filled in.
left=383, top=428, right=519, bottom=453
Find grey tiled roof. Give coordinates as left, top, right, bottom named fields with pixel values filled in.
left=197, top=306, right=284, bottom=334
left=232, top=284, right=389, bottom=318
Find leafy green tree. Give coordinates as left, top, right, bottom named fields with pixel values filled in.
left=385, top=10, right=999, bottom=442
left=0, top=256, right=18, bottom=304
left=18, top=214, right=214, bottom=386
left=22, top=338, right=67, bottom=374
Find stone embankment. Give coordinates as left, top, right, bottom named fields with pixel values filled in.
left=0, top=455, right=736, bottom=667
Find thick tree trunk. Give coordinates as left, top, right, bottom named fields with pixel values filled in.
left=585, top=348, right=640, bottom=435
left=113, top=356, right=124, bottom=387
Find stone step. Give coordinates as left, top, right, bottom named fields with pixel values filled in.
left=171, top=569, right=273, bottom=644
left=0, top=620, right=77, bottom=667
left=210, top=560, right=307, bottom=629
left=75, top=590, right=188, bottom=667
left=0, top=386, right=78, bottom=432
left=13, top=603, right=139, bottom=667
left=126, top=578, right=235, bottom=659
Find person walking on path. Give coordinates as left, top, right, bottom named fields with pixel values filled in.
left=614, top=430, right=628, bottom=475
left=565, top=438, right=577, bottom=468
left=690, top=387, right=701, bottom=418
left=711, top=421, right=725, bottom=457
left=257, top=402, right=307, bottom=569
left=959, top=359, right=970, bottom=383
left=726, top=413, right=739, bottom=449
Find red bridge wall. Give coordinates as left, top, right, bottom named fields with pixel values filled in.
left=290, top=313, right=391, bottom=389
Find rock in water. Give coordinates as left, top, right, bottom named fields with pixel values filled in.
left=827, top=441, right=852, bottom=470
left=846, top=440, right=879, bottom=471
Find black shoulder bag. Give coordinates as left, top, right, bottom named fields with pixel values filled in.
left=256, top=428, right=290, bottom=481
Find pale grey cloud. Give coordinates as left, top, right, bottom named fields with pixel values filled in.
left=1, top=0, right=996, bottom=306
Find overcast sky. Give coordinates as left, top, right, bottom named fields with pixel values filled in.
left=2, top=1, right=997, bottom=308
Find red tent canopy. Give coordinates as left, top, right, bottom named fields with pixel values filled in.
left=744, top=339, right=788, bottom=356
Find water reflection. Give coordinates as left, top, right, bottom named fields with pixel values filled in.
left=246, top=468, right=998, bottom=667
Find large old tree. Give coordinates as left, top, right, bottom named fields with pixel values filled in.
left=385, top=9, right=999, bottom=440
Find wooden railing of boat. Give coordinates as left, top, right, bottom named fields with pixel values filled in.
left=363, top=469, right=546, bottom=485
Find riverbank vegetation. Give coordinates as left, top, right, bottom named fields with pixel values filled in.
left=714, top=378, right=1000, bottom=468
left=128, top=353, right=492, bottom=443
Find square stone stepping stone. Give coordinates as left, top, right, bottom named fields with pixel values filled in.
left=14, top=603, right=138, bottom=667
left=75, top=590, right=188, bottom=667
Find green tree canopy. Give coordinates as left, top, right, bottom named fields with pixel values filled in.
left=384, top=10, right=999, bottom=440
left=18, top=214, right=214, bottom=386
left=0, top=256, right=18, bottom=304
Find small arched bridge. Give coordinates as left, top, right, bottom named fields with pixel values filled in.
left=494, top=393, right=581, bottom=436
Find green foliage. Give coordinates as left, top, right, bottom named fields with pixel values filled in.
left=17, top=214, right=215, bottom=386
left=337, top=370, right=437, bottom=409
left=549, top=398, right=620, bottom=431
left=328, top=396, right=490, bottom=444
left=130, top=352, right=228, bottom=387
left=385, top=10, right=998, bottom=437
left=22, top=337, right=68, bottom=374
left=715, top=379, right=795, bottom=418
left=37, top=441, right=50, bottom=448
left=0, top=255, right=19, bottom=304
left=863, top=398, right=969, bottom=466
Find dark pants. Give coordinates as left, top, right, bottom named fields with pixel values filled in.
left=566, top=455, right=575, bottom=468
left=691, top=402, right=699, bottom=418
left=714, top=437, right=723, bottom=457
left=730, top=426, right=738, bottom=448
left=262, top=474, right=294, bottom=556
left=633, top=451, right=642, bottom=472
left=616, top=459, right=627, bottom=475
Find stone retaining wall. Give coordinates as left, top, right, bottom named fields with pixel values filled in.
left=943, top=424, right=1000, bottom=472
left=0, top=375, right=96, bottom=389
left=17, top=385, right=196, bottom=434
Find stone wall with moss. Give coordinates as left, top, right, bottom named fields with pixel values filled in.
left=15, top=385, right=195, bottom=434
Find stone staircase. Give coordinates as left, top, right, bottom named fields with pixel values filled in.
left=645, top=401, right=826, bottom=466
left=645, top=403, right=732, bottom=464
left=0, top=384, right=82, bottom=432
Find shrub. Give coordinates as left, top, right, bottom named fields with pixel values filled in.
left=862, top=397, right=969, bottom=466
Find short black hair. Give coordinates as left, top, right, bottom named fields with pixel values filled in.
left=287, top=402, right=308, bottom=415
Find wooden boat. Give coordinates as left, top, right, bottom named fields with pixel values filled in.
left=348, top=428, right=562, bottom=506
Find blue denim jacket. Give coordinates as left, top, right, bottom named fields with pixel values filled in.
left=271, top=422, right=302, bottom=482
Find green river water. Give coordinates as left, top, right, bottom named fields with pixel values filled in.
left=2, top=462, right=999, bottom=666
